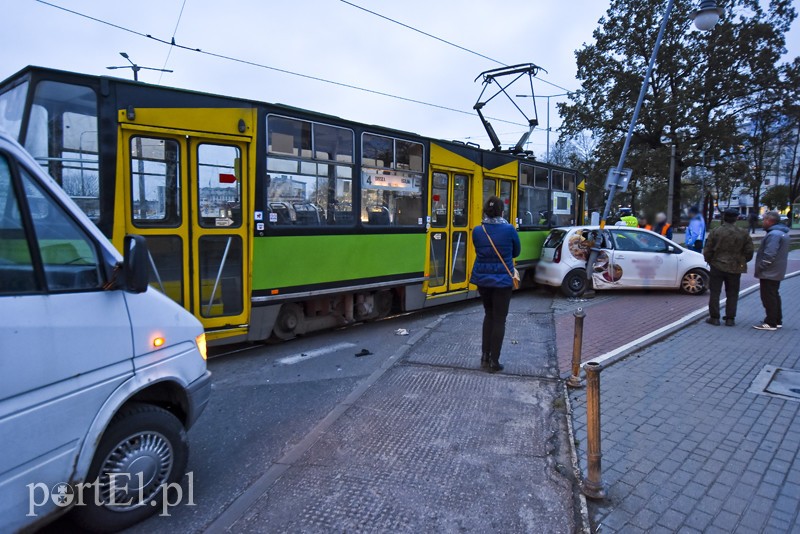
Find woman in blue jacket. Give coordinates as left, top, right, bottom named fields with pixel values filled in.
left=470, top=196, right=521, bottom=372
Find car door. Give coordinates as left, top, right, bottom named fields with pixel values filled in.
left=609, top=228, right=679, bottom=288
left=0, top=151, right=133, bottom=527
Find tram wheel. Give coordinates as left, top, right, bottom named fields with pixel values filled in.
left=272, top=303, right=304, bottom=340
left=373, top=290, right=393, bottom=319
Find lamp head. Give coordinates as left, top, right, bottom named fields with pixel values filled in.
left=691, top=0, right=723, bottom=31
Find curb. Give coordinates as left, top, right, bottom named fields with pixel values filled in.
left=563, top=383, right=592, bottom=534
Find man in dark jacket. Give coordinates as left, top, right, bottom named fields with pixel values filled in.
left=703, top=208, right=754, bottom=326
left=753, top=211, right=791, bottom=331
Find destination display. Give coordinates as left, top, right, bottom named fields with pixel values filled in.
left=361, top=169, right=422, bottom=193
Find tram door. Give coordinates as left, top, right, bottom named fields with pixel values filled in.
left=427, top=171, right=471, bottom=294
left=121, top=128, right=249, bottom=332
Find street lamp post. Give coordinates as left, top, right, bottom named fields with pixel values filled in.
left=585, top=0, right=722, bottom=293
left=107, top=52, right=173, bottom=81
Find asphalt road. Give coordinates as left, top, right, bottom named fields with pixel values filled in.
left=41, top=302, right=469, bottom=533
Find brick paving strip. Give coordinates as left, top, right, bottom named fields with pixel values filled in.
left=556, top=257, right=800, bottom=374
left=568, top=255, right=800, bottom=532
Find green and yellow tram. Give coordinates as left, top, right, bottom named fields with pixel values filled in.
left=0, top=66, right=586, bottom=345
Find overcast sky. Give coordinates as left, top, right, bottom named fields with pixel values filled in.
left=2, top=1, right=798, bottom=158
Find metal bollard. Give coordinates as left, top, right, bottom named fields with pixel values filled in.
left=581, top=361, right=607, bottom=499
left=566, top=308, right=585, bottom=388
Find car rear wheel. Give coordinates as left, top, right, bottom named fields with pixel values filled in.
left=680, top=268, right=709, bottom=295
left=561, top=268, right=588, bottom=297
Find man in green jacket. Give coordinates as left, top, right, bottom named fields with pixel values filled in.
left=703, top=208, right=754, bottom=326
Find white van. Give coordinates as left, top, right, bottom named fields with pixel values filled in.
left=0, top=131, right=211, bottom=532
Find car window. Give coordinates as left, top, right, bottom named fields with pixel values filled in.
left=0, top=154, right=37, bottom=294
left=19, top=166, right=103, bottom=292
left=612, top=229, right=669, bottom=253
left=543, top=229, right=566, bottom=248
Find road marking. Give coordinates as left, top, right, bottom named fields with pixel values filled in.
left=276, top=342, right=356, bottom=365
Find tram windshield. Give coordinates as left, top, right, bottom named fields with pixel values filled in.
left=0, top=81, right=28, bottom=140
left=24, top=81, right=100, bottom=222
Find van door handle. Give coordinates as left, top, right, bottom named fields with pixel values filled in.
left=616, top=254, right=626, bottom=259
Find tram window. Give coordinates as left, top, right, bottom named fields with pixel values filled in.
left=361, top=161, right=423, bottom=227
left=552, top=171, right=565, bottom=191
left=396, top=140, right=423, bottom=172
left=482, top=179, right=495, bottom=212
left=359, top=133, right=425, bottom=227
left=130, top=137, right=181, bottom=226
left=24, top=81, right=100, bottom=221
left=519, top=164, right=550, bottom=227
left=535, top=167, right=549, bottom=188
left=362, top=134, right=424, bottom=173
left=499, top=181, right=512, bottom=221
left=0, top=81, right=28, bottom=140
left=143, top=235, right=184, bottom=305
left=267, top=116, right=311, bottom=156
left=314, top=123, right=353, bottom=163
left=564, top=173, right=576, bottom=192
left=361, top=175, right=423, bottom=226
left=198, top=235, right=243, bottom=317
left=266, top=116, right=355, bottom=227
left=197, top=144, right=241, bottom=228
left=518, top=186, right=550, bottom=227
left=430, top=172, right=448, bottom=228
left=362, top=134, right=392, bottom=169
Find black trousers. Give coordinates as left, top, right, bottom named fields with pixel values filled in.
left=478, top=286, right=513, bottom=361
left=708, top=266, right=741, bottom=320
left=759, top=279, right=782, bottom=327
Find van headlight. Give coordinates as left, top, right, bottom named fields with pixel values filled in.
left=196, top=333, right=208, bottom=360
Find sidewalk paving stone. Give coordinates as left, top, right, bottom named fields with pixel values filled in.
left=220, top=295, right=581, bottom=532
left=569, top=273, right=800, bottom=533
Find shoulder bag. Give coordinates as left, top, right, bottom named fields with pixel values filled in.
left=482, top=225, right=520, bottom=289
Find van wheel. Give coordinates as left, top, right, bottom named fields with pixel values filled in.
left=72, top=404, right=187, bottom=532
left=680, top=268, right=709, bottom=295
left=561, top=269, right=588, bottom=297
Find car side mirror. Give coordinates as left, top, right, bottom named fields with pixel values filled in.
left=123, top=234, right=150, bottom=293
left=667, top=245, right=675, bottom=253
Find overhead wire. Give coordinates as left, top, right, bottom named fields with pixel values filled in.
left=33, top=0, right=528, bottom=127
left=339, top=0, right=506, bottom=67
left=157, top=0, right=188, bottom=84
left=338, top=0, right=577, bottom=95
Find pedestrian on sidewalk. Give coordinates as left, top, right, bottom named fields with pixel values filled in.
left=753, top=211, right=791, bottom=331
left=748, top=211, right=759, bottom=234
left=470, top=196, right=521, bottom=373
left=685, top=206, right=706, bottom=252
left=703, top=208, right=754, bottom=326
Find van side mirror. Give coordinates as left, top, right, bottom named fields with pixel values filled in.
left=123, top=234, right=150, bottom=293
